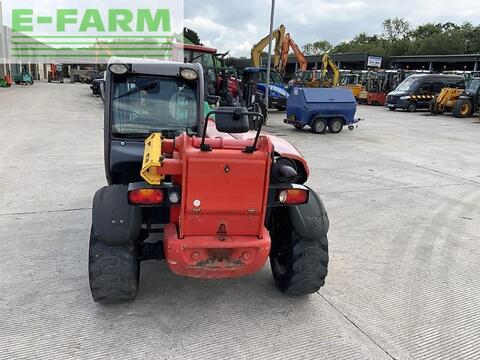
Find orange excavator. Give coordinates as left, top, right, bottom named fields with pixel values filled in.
left=279, top=33, right=307, bottom=74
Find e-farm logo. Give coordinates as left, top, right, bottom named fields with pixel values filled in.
left=12, top=9, right=171, bottom=33
left=6, top=1, right=183, bottom=63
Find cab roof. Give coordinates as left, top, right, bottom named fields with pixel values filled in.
left=107, top=57, right=202, bottom=77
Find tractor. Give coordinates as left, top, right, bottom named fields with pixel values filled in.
left=243, top=67, right=289, bottom=112
left=89, top=58, right=329, bottom=303
left=190, top=51, right=268, bottom=126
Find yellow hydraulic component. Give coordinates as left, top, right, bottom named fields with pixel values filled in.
left=340, top=72, right=362, bottom=98
left=320, top=53, right=340, bottom=87
left=140, top=133, right=165, bottom=185
left=431, top=88, right=463, bottom=114
left=301, top=54, right=341, bottom=88
left=251, top=25, right=286, bottom=68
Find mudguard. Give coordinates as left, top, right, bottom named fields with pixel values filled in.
left=288, top=186, right=329, bottom=238
left=92, top=185, right=142, bottom=246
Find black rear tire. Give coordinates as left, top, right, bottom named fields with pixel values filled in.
left=270, top=207, right=329, bottom=295
left=89, top=185, right=142, bottom=304
left=89, top=228, right=139, bottom=304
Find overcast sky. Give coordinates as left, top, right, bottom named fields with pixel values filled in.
left=184, top=0, right=480, bottom=57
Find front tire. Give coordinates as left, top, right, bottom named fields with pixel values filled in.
left=452, top=99, right=472, bottom=118
left=407, top=102, right=417, bottom=112
left=270, top=203, right=329, bottom=295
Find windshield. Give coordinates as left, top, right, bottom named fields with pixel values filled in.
left=111, top=75, right=198, bottom=137
left=466, top=79, right=480, bottom=93
left=395, top=77, right=419, bottom=92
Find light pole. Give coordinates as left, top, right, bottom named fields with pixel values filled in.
left=264, top=0, right=275, bottom=125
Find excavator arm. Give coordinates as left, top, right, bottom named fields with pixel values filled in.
left=251, top=25, right=286, bottom=68
left=321, top=53, right=340, bottom=87
left=280, top=34, right=308, bottom=74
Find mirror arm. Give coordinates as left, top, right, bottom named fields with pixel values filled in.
left=200, top=110, right=215, bottom=151
left=200, top=109, right=264, bottom=153
left=242, top=112, right=264, bottom=154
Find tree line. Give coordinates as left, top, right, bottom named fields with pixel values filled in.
left=303, top=18, right=480, bottom=58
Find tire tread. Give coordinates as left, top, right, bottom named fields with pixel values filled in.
left=89, top=231, right=139, bottom=304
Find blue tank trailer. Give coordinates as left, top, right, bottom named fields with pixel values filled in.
left=284, top=87, right=359, bottom=134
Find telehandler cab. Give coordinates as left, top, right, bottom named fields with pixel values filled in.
left=89, top=58, right=329, bottom=304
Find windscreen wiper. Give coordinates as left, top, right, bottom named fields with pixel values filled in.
left=113, top=81, right=158, bottom=101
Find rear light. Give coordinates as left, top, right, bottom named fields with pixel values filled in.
left=128, top=189, right=164, bottom=205
left=277, top=189, right=309, bottom=204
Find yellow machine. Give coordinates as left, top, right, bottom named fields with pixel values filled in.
left=302, top=54, right=362, bottom=98
left=288, top=52, right=363, bottom=99
left=295, top=54, right=339, bottom=88
left=320, top=53, right=340, bottom=87
left=251, top=25, right=286, bottom=68
left=430, top=88, right=464, bottom=114
left=358, top=88, right=368, bottom=104
left=340, top=72, right=363, bottom=99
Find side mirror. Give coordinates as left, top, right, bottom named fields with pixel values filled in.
left=214, top=107, right=250, bottom=133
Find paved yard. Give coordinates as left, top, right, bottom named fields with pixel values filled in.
left=1, top=82, right=479, bottom=359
